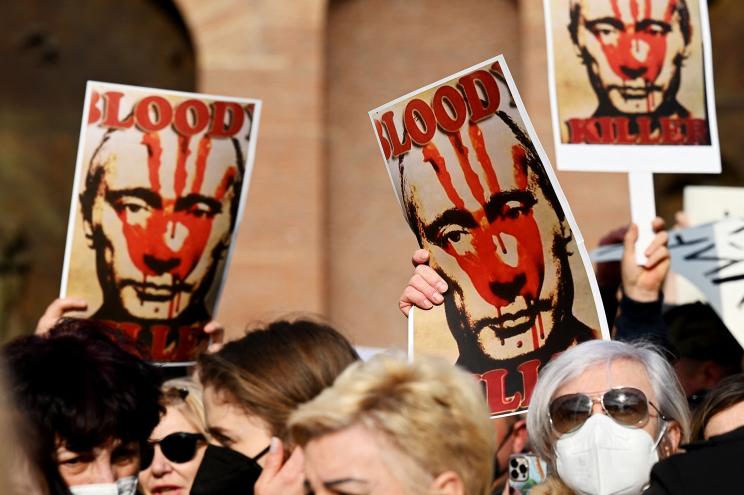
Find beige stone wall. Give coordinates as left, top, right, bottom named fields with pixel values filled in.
left=518, top=0, right=629, bottom=249
left=174, top=0, right=328, bottom=339
left=174, top=0, right=629, bottom=346
left=325, top=0, right=522, bottom=349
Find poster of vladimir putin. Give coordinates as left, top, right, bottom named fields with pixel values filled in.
left=544, top=0, right=720, bottom=173
left=370, top=56, right=608, bottom=417
left=61, top=82, right=260, bottom=363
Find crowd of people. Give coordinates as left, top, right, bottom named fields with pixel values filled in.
left=0, top=216, right=742, bottom=495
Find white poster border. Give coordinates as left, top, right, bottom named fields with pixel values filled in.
left=543, top=0, right=721, bottom=174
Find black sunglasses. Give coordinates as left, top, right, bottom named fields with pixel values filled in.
left=548, top=387, right=668, bottom=435
left=140, top=432, right=206, bottom=470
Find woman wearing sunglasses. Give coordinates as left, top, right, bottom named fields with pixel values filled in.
left=138, top=378, right=207, bottom=495
left=526, top=340, right=691, bottom=495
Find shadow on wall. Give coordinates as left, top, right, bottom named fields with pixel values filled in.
left=0, top=0, right=195, bottom=341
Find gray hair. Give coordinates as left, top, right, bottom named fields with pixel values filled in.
left=526, top=340, right=690, bottom=468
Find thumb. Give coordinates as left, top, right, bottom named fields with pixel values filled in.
left=261, top=437, right=285, bottom=478
left=411, top=249, right=430, bottom=266
left=281, top=446, right=305, bottom=477
left=623, top=223, right=638, bottom=258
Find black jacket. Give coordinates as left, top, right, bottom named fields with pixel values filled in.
left=644, top=425, right=744, bottom=494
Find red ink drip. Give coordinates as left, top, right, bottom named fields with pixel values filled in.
left=537, top=312, right=545, bottom=339
left=422, top=143, right=465, bottom=210
left=527, top=297, right=539, bottom=349
left=191, top=136, right=212, bottom=194
left=173, top=279, right=182, bottom=317
left=214, top=167, right=237, bottom=201
left=647, top=88, right=656, bottom=113
left=168, top=289, right=175, bottom=319
left=511, top=145, right=529, bottom=190
left=469, top=123, right=500, bottom=194
left=449, top=132, right=486, bottom=204
left=630, top=0, right=640, bottom=21
left=141, top=273, right=147, bottom=306
left=142, top=133, right=162, bottom=193
left=174, top=135, right=191, bottom=197
left=531, top=324, right=539, bottom=350
left=664, top=0, right=677, bottom=23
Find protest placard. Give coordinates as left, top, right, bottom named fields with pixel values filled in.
left=544, top=0, right=720, bottom=173
left=674, top=186, right=744, bottom=303
left=61, top=82, right=261, bottom=363
left=370, top=55, right=608, bottom=416
left=592, top=218, right=744, bottom=348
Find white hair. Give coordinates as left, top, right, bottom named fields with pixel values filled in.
left=527, top=340, right=690, bottom=468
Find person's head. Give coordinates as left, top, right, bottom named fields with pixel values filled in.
left=197, top=318, right=359, bottom=459
left=289, top=354, right=495, bottom=495
left=3, top=318, right=162, bottom=490
left=79, top=125, right=245, bottom=321
left=690, top=374, right=744, bottom=441
left=527, top=340, right=690, bottom=494
left=139, top=378, right=208, bottom=495
left=568, top=0, right=692, bottom=114
left=399, top=110, right=573, bottom=362
left=0, top=364, right=51, bottom=495
left=491, top=415, right=529, bottom=489
left=665, top=302, right=742, bottom=404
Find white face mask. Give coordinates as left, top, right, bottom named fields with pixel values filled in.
left=69, top=476, right=138, bottom=495
left=555, top=414, right=665, bottom=495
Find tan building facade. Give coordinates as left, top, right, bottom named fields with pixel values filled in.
left=173, top=0, right=629, bottom=348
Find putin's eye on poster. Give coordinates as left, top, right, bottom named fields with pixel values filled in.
left=369, top=56, right=608, bottom=417
left=544, top=0, right=721, bottom=173
left=62, top=82, right=261, bottom=363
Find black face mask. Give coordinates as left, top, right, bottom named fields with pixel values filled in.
left=190, top=444, right=269, bottom=495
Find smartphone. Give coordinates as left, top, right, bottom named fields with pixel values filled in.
left=508, top=453, right=547, bottom=494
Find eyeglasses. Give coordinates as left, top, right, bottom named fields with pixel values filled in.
left=140, top=432, right=206, bottom=470
left=548, top=387, right=668, bottom=435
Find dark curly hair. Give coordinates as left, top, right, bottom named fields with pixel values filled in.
left=3, top=318, right=163, bottom=466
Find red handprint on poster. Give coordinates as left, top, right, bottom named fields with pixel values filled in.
left=371, top=56, right=606, bottom=415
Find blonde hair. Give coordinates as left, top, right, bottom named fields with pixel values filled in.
left=161, top=377, right=207, bottom=437
left=289, top=354, right=495, bottom=495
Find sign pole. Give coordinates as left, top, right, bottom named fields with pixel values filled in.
left=628, top=171, right=656, bottom=265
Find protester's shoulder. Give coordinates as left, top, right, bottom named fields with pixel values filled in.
left=644, top=427, right=744, bottom=494
left=530, top=475, right=575, bottom=495
left=685, top=425, right=744, bottom=451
